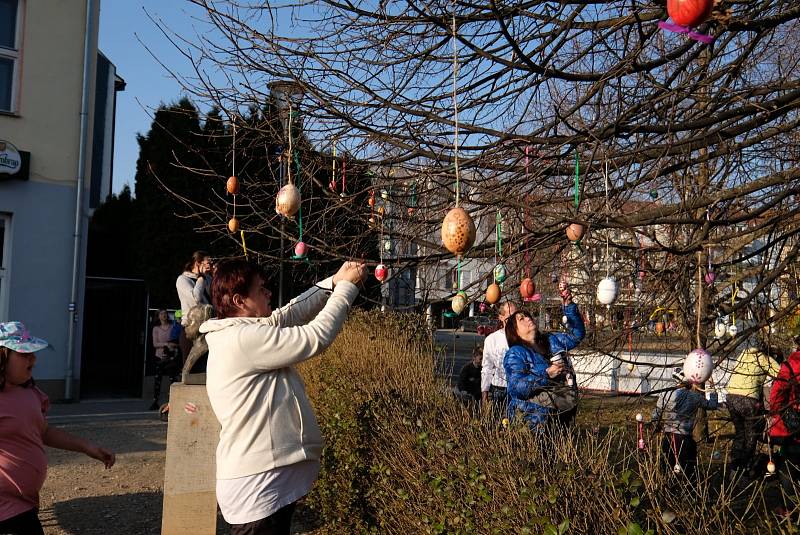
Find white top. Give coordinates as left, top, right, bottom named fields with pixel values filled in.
left=216, top=460, right=320, bottom=525
left=176, top=271, right=212, bottom=324
left=201, top=277, right=359, bottom=479
left=481, top=328, right=509, bottom=392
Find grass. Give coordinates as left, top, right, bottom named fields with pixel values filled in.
left=298, top=310, right=798, bottom=534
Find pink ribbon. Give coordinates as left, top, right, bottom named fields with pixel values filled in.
left=658, top=21, right=715, bottom=45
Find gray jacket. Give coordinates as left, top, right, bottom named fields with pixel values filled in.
left=176, top=271, right=212, bottom=324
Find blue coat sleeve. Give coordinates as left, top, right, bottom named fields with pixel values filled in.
left=504, top=345, right=550, bottom=401
left=548, top=303, right=586, bottom=353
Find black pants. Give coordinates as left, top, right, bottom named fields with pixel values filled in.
left=0, top=509, right=43, bottom=535
left=489, top=385, right=507, bottom=418
left=661, top=432, right=698, bottom=481
left=726, top=394, right=765, bottom=475
left=229, top=502, right=296, bottom=535
left=152, top=352, right=181, bottom=404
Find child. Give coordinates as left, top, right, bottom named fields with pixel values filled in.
left=652, top=369, right=718, bottom=481
left=0, top=322, right=115, bottom=535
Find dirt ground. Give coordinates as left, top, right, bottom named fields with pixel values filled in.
left=38, top=416, right=318, bottom=535
left=39, top=417, right=170, bottom=535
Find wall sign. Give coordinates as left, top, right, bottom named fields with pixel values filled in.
left=0, top=141, right=30, bottom=181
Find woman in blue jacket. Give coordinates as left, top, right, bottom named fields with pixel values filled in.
left=503, top=288, right=585, bottom=429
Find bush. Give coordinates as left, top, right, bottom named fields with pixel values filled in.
left=300, top=310, right=786, bottom=534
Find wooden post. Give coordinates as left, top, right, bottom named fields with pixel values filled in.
left=161, top=383, right=220, bottom=535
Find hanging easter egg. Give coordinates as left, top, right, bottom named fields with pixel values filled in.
left=596, top=277, right=618, bottom=306
left=667, top=0, right=713, bottom=28
left=485, top=283, right=501, bottom=305
left=368, top=196, right=376, bottom=207
left=451, top=291, right=468, bottom=314
left=294, top=241, right=307, bottom=257
left=384, top=240, right=392, bottom=252
left=683, top=348, right=713, bottom=384
left=728, top=323, right=739, bottom=337
left=562, top=315, right=569, bottom=325
left=566, top=223, right=586, bottom=242
left=374, top=264, right=388, bottom=283
left=767, top=461, right=776, bottom=474
left=227, top=217, right=239, bottom=233
left=381, top=189, right=389, bottom=200
left=275, top=184, right=301, bottom=217
left=649, top=189, right=658, bottom=200
left=635, top=413, right=643, bottom=423
left=704, top=271, right=716, bottom=285
left=520, top=278, right=535, bottom=299
left=441, top=207, right=476, bottom=256
left=378, top=206, right=385, bottom=217
left=227, top=175, right=240, bottom=195
left=493, top=264, right=507, bottom=284
left=714, top=318, right=728, bottom=338
left=407, top=207, right=415, bottom=216
left=329, top=180, right=337, bottom=191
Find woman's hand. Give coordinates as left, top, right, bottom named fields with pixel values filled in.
left=333, top=261, right=368, bottom=286
left=558, top=281, right=573, bottom=306
left=546, top=363, right=564, bottom=378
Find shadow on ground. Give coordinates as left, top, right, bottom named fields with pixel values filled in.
left=42, top=492, right=320, bottom=535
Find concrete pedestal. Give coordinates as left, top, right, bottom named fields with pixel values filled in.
left=161, top=383, right=220, bottom=534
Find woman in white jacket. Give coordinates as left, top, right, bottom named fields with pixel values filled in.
left=201, top=259, right=366, bottom=534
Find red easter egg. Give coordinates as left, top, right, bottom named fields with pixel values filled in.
left=667, top=0, right=713, bottom=27
left=375, top=264, right=388, bottom=282
left=294, top=241, right=307, bottom=257
left=520, top=278, right=535, bottom=299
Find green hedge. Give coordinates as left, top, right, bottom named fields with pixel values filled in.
left=299, top=310, right=782, bottom=534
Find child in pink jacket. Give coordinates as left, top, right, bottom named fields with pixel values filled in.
left=0, top=322, right=115, bottom=535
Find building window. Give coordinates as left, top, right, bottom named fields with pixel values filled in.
left=0, top=214, right=9, bottom=322
left=0, top=0, right=20, bottom=113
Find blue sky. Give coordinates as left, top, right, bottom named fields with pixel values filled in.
left=99, top=1, right=208, bottom=194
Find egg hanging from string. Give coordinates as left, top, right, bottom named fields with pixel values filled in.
left=704, top=271, right=716, bottom=285
left=276, top=184, right=301, bottom=217
left=519, top=278, right=535, bottom=299
left=227, top=175, right=240, bottom=195
left=667, top=0, right=713, bottom=28
left=451, top=291, right=468, bottom=314
left=294, top=241, right=307, bottom=258
left=374, top=264, right=388, bottom=283
left=728, top=323, right=739, bottom=337
left=441, top=207, right=476, bottom=256
left=683, top=348, right=713, bottom=384
left=597, top=277, right=618, bottom=306
left=485, top=283, right=501, bottom=305
left=494, top=264, right=507, bottom=284
left=227, top=217, right=239, bottom=233
left=566, top=223, right=586, bottom=243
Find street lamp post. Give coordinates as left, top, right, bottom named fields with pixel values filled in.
left=269, top=80, right=305, bottom=307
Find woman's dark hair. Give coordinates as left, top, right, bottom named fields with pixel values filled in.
left=472, top=346, right=483, bottom=359
left=505, top=311, right=550, bottom=356
left=183, top=251, right=210, bottom=272
left=0, top=347, right=34, bottom=391
left=211, top=259, right=270, bottom=319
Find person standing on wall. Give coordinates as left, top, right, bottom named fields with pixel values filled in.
left=176, top=251, right=213, bottom=359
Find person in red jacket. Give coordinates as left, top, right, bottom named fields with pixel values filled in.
left=768, top=336, right=800, bottom=510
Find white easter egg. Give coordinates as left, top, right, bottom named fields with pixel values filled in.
left=683, top=348, right=713, bottom=384
left=597, top=277, right=618, bottom=305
